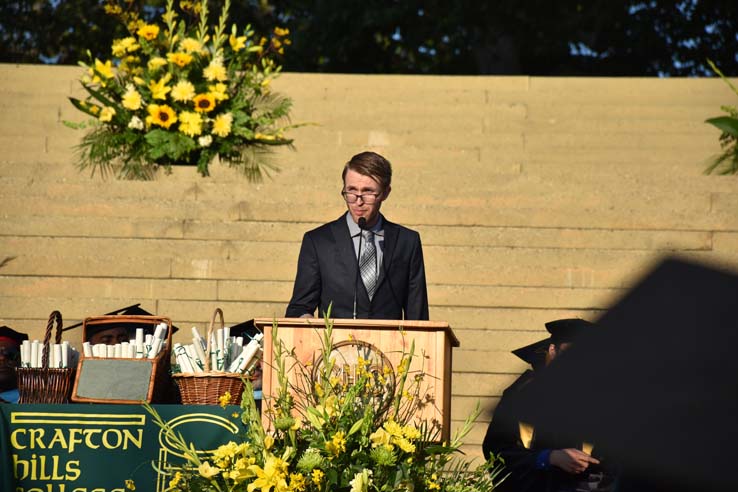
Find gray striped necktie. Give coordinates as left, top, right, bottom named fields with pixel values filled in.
left=360, top=230, right=377, bottom=300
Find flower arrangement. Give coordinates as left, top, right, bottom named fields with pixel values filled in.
left=705, top=59, right=738, bottom=175
left=144, top=314, right=505, bottom=492
left=67, top=0, right=297, bottom=179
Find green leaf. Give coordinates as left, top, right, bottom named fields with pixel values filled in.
left=144, top=129, right=196, bottom=161
left=705, top=116, right=738, bottom=137
left=305, top=407, right=324, bottom=430
left=348, top=419, right=364, bottom=436
left=81, top=83, right=118, bottom=108
left=68, top=97, right=100, bottom=119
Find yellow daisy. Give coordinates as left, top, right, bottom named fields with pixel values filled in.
left=179, top=37, right=202, bottom=53
left=137, top=24, right=160, bottom=41
left=171, top=80, right=196, bottom=102
left=147, top=57, right=167, bottom=71
left=122, top=85, right=143, bottom=110
left=203, top=59, right=227, bottom=82
left=212, top=113, right=233, bottom=137
left=179, top=111, right=203, bottom=137
left=112, top=37, right=140, bottom=57
left=167, top=52, right=193, bottom=68
left=208, top=83, right=229, bottom=101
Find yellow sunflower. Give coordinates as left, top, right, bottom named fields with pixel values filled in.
left=193, top=93, right=216, bottom=113
left=146, top=104, right=177, bottom=129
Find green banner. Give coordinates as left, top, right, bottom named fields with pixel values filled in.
left=1, top=403, right=245, bottom=492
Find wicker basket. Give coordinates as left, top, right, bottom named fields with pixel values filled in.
left=17, top=311, right=76, bottom=404
left=71, top=314, right=175, bottom=404
left=173, top=308, right=249, bottom=405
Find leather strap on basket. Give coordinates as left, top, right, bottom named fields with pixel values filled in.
left=41, top=310, right=63, bottom=369
left=204, top=308, right=224, bottom=372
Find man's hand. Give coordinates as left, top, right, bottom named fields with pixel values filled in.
left=549, top=448, right=600, bottom=474
left=299, top=313, right=314, bottom=318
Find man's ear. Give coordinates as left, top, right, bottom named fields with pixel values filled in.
left=382, top=185, right=391, bottom=200
left=547, top=343, right=557, bottom=358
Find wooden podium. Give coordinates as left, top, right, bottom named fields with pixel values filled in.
left=253, top=317, right=460, bottom=442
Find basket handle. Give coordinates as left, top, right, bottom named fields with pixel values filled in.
left=204, top=308, right=224, bottom=372
left=41, top=311, right=63, bottom=369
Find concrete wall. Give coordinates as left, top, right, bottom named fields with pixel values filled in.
left=2, top=63, right=738, bottom=457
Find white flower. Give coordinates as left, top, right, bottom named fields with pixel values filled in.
left=128, top=115, right=144, bottom=130
left=350, top=469, right=373, bottom=492
left=198, top=135, right=213, bottom=147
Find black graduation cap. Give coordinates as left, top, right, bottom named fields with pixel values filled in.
left=512, top=256, right=738, bottom=492
left=0, top=326, right=28, bottom=346
left=63, top=304, right=179, bottom=335
left=227, top=319, right=262, bottom=340
left=511, top=338, right=549, bottom=367
left=512, top=318, right=595, bottom=369
left=545, top=317, right=595, bottom=345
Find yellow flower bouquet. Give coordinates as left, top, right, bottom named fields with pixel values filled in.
left=144, top=313, right=505, bottom=492
left=68, top=0, right=296, bottom=179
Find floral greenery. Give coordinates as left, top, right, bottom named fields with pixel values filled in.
left=705, top=59, right=738, bottom=175
left=67, top=0, right=297, bottom=180
left=143, top=314, right=505, bottom=492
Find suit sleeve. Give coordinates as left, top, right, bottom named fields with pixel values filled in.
left=285, top=233, right=321, bottom=317
left=404, top=232, right=429, bottom=320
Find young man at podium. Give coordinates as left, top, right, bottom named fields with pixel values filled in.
left=286, top=151, right=429, bottom=320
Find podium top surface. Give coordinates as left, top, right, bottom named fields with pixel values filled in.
left=252, top=317, right=460, bottom=347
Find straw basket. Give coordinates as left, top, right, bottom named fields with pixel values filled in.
left=172, top=308, right=249, bottom=405
left=71, top=315, right=175, bottom=404
left=17, top=311, right=76, bottom=404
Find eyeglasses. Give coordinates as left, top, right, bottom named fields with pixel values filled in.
left=341, top=191, right=381, bottom=204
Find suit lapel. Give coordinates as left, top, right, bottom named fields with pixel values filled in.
left=378, top=218, right=399, bottom=288
left=329, top=216, right=359, bottom=293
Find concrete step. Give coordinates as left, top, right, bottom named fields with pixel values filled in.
left=0, top=215, right=714, bottom=251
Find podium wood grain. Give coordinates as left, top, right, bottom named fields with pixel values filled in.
left=254, top=318, right=459, bottom=442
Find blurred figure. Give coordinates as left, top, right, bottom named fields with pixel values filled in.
left=87, top=325, right=130, bottom=345
left=483, top=318, right=617, bottom=492
left=0, top=326, right=29, bottom=403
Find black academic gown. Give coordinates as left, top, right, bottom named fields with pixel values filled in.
left=285, top=214, right=429, bottom=320
left=483, top=370, right=617, bottom=492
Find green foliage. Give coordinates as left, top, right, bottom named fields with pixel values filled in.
left=704, top=60, right=738, bottom=175
left=144, top=312, right=506, bottom=492
left=4, top=1, right=738, bottom=76
left=65, top=0, right=298, bottom=180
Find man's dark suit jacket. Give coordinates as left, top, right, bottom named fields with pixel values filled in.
left=285, top=214, right=429, bottom=320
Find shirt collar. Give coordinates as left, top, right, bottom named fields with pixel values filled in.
left=345, top=212, right=384, bottom=237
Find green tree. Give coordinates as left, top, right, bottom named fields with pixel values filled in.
left=1, top=0, right=736, bottom=76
